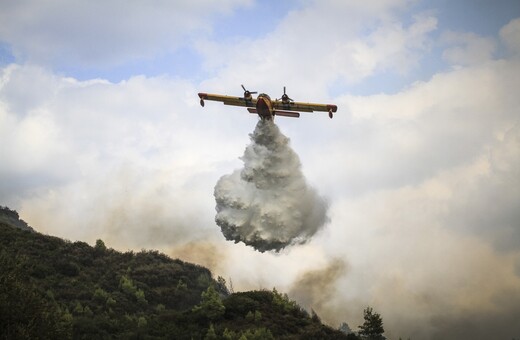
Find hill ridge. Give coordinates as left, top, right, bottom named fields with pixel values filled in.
left=0, top=207, right=349, bottom=339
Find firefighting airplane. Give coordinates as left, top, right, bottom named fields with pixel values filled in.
left=198, top=85, right=338, bottom=119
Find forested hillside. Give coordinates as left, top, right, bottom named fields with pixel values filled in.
left=0, top=207, right=349, bottom=339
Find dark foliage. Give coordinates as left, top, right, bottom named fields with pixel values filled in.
left=0, top=206, right=33, bottom=232
left=358, top=306, right=385, bottom=340
left=0, top=209, right=348, bottom=339
left=0, top=252, right=72, bottom=339
left=221, top=290, right=348, bottom=339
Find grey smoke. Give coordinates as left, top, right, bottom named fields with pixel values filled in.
left=214, top=120, right=328, bottom=252
left=289, top=258, right=347, bottom=315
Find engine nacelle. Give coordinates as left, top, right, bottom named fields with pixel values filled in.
left=241, top=85, right=257, bottom=102
left=243, top=91, right=253, bottom=101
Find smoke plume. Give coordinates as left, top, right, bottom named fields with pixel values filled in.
left=214, top=120, right=328, bottom=252
left=289, top=258, right=348, bottom=317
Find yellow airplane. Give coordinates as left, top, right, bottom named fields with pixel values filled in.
left=198, top=85, right=338, bottom=119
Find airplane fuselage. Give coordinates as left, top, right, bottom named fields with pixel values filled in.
left=256, top=94, right=274, bottom=120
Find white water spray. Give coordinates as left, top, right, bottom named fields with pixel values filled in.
left=214, top=120, right=328, bottom=252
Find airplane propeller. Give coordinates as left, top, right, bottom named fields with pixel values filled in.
left=277, top=86, right=294, bottom=103
left=241, top=84, right=257, bottom=100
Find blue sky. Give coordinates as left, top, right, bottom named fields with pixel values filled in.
left=1, top=0, right=518, bottom=87
left=1, top=1, right=520, bottom=338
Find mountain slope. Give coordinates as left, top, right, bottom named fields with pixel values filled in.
left=0, top=208, right=348, bottom=339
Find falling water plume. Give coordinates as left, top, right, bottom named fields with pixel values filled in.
left=214, top=120, right=328, bottom=252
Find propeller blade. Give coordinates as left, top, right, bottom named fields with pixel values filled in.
left=279, top=86, right=294, bottom=102
left=241, top=84, right=257, bottom=95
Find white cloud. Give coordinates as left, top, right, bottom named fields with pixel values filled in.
left=500, top=17, right=520, bottom=55
left=0, top=64, right=252, bottom=245
left=331, top=12, right=437, bottom=82
left=197, top=0, right=435, bottom=98
left=321, top=125, right=520, bottom=336
left=277, top=52, right=519, bottom=337
left=0, top=0, right=252, bottom=66
left=304, top=57, right=519, bottom=203
left=307, top=53, right=519, bottom=337
left=441, top=31, right=496, bottom=67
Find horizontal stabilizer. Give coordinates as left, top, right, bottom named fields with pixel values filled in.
left=247, top=108, right=258, bottom=114
left=274, top=110, right=300, bottom=118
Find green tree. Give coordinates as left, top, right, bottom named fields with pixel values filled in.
left=246, top=310, right=255, bottom=322
left=137, top=316, right=147, bottom=328
left=93, top=287, right=108, bottom=302
left=192, top=286, right=225, bottom=320
left=94, top=239, right=107, bottom=254
left=135, top=288, right=148, bottom=305
left=176, top=278, right=188, bottom=291
left=106, top=296, right=116, bottom=308
left=83, top=306, right=93, bottom=317
left=223, top=328, right=236, bottom=340
left=241, top=327, right=274, bottom=340
left=205, top=323, right=217, bottom=340
left=119, top=275, right=137, bottom=295
left=245, top=310, right=262, bottom=323
left=358, top=306, right=385, bottom=340
left=217, top=276, right=230, bottom=295
left=254, top=310, right=262, bottom=322
left=73, top=301, right=84, bottom=315
left=0, top=253, right=72, bottom=339
left=271, top=287, right=297, bottom=312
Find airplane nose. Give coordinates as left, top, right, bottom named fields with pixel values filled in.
left=257, top=97, right=266, bottom=108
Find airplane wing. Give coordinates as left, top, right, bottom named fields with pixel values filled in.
left=273, top=100, right=337, bottom=114
left=198, top=93, right=257, bottom=108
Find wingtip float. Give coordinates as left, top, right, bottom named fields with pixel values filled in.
left=198, top=85, right=338, bottom=120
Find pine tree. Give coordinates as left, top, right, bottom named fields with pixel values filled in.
left=358, top=306, right=385, bottom=340
left=192, top=286, right=225, bottom=320
left=204, top=323, right=217, bottom=340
